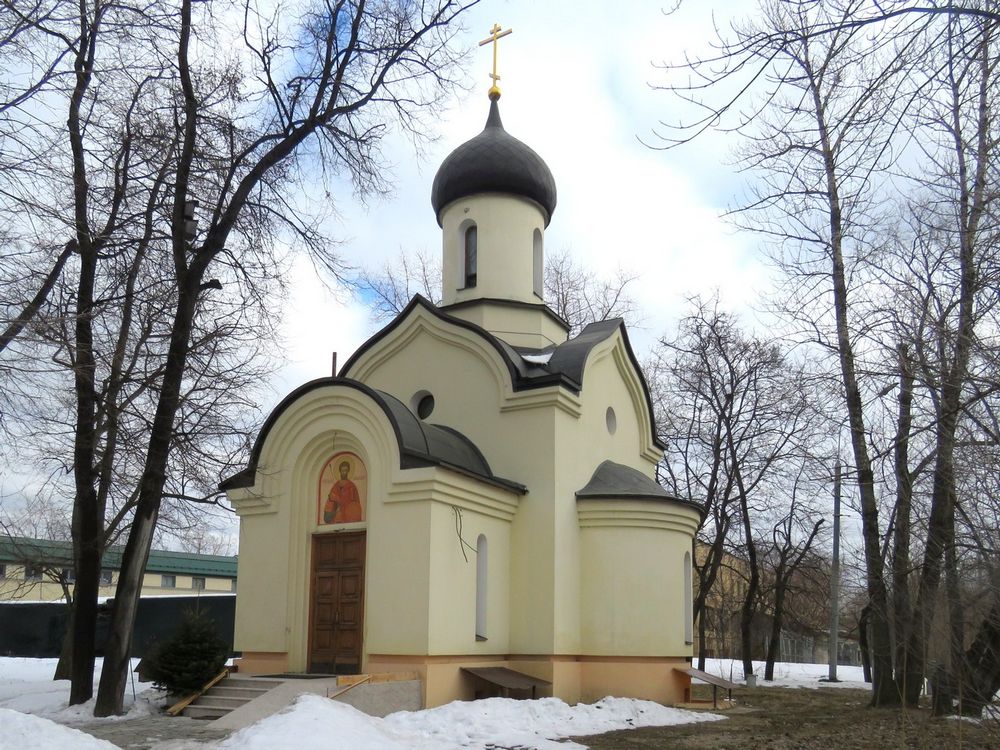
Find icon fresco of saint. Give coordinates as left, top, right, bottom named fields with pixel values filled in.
left=318, top=452, right=366, bottom=525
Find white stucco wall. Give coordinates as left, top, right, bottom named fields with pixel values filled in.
left=228, top=380, right=522, bottom=668
left=344, top=305, right=691, bottom=662
left=440, top=193, right=546, bottom=307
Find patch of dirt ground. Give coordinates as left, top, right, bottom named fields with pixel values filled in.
left=573, top=685, right=1000, bottom=750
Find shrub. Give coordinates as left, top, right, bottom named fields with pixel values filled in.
left=145, top=609, right=229, bottom=695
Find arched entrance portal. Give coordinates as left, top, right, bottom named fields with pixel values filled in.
left=309, top=531, right=365, bottom=674
left=309, top=451, right=367, bottom=674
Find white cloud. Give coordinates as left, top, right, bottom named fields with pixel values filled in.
left=276, top=1, right=769, bottom=394
left=274, top=257, right=373, bottom=400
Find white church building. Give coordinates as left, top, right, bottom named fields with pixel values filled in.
left=222, top=87, right=702, bottom=708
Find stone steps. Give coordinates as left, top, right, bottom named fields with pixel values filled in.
left=181, top=676, right=278, bottom=720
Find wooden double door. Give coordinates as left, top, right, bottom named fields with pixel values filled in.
left=309, top=531, right=365, bottom=674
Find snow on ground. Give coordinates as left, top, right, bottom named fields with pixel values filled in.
left=0, top=655, right=874, bottom=750
left=703, top=658, right=869, bottom=689
left=0, top=708, right=119, bottom=750
left=0, top=656, right=724, bottom=750
left=0, top=657, right=163, bottom=723
left=202, top=693, right=723, bottom=750
left=0, top=655, right=877, bottom=750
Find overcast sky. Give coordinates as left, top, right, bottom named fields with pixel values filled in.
left=275, top=0, right=767, bottom=398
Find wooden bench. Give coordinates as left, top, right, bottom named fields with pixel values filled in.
left=681, top=667, right=739, bottom=708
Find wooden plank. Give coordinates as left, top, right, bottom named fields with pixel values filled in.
left=166, top=668, right=230, bottom=716
left=336, top=673, right=370, bottom=687
left=680, top=667, right=739, bottom=690
left=327, top=674, right=372, bottom=700
left=336, top=671, right=420, bottom=686
left=369, top=671, right=420, bottom=684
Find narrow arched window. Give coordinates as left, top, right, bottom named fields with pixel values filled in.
left=476, top=534, right=488, bottom=641
left=532, top=229, right=543, bottom=298
left=684, top=550, right=693, bottom=645
left=464, top=225, right=478, bottom=288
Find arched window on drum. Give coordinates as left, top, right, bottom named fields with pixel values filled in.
left=464, top=224, right=478, bottom=288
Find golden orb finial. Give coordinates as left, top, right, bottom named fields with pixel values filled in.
left=479, top=23, right=512, bottom=99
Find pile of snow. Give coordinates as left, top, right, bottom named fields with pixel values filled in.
left=0, top=708, right=118, bottom=750
left=0, top=655, right=725, bottom=750
left=8, top=655, right=899, bottom=749
left=703, top=658, right=869, bottom=689
left=214, top=693, right=723, bottom=750
left=0, top=655, right=886, bottom=750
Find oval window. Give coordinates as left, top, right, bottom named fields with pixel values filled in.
left=410, top=390, right=435, bottom=419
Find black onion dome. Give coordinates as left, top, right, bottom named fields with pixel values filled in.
left=431, top=98, right=557, bottom=226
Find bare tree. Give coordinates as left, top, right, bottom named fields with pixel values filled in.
left=651, top=297, right=818, bottom=675
left=0, top=0, right=479, bottom=715
left=543, top=249, right=640, bottom=337
left=656, top=0, right=927, bottom=705
left=891, top=10, right=999, bottom=708
left=656, top=0, right=1000, bottom=712
left=355, top=246, right=640, bottom=336
left=355, top=249, right=442, bottom=322
left=760, top=465, right=825, bottom=681
left=0, top=495, right=76, bottom=603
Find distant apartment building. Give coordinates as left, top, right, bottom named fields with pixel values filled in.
left=0, top=536, right=237, bottom=601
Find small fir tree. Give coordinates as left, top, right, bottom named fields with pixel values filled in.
left=146, top=609, right=229, bottom=695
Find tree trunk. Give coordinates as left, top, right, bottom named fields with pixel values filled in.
left=731, top=438, right=759, bottom=680
left=859, top=605, right=872, bottom=684
left=94, top=0, right=203, bottom=715
left=891, top=345, right=914, bottom=683
left=900, top=18, right=985, bottom=707
left=66, top=0, right=104, bottom=706
left=54, top=602, right=75, bottom=681
left=764, top=571, right=786, bottom=681
left=738, top=548, right=760, bottom=677
left=902, top=412, right=966, bottom=705
left=959, top=592, right=1000, bottom=717
left=736, top=512, right=760, bottom=677
left=94, top=499, right=159, bottom=715
left=931, top=666, right=954, bottom=717
left=94, top=254, right=206, bottom=714
left=68, top=232, right=101, bottom=706
left=944, top=513, right=966, bottom=716
left=810, top=73, right=899, bottom=707
left=693, top=523, right=730, bottom=672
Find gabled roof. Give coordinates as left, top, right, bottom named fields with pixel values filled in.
left=0, top=537, right=238, bottom=577
left=576, top=460, right=703, bottom=517
left=340, top=295, right=578, bottom=392
left=220, top=379, right=526, bottom=495
left=339, top=295, right=666, bottom=451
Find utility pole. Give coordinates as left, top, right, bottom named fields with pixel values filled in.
left=828, top=460, right=841, bottom=682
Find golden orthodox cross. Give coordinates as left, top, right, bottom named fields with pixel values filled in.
left=479, top=23, right=512, bottom=99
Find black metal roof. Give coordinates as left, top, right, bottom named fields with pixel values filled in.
left=544, top=318, right=622, bottom=387
left=576, top=460, right=703, bottom=516
left=431, top=98, right=557, bottom=226
left=220, top=379, right=526, bottom=495
left=339, top=295, right=667, bottom=452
